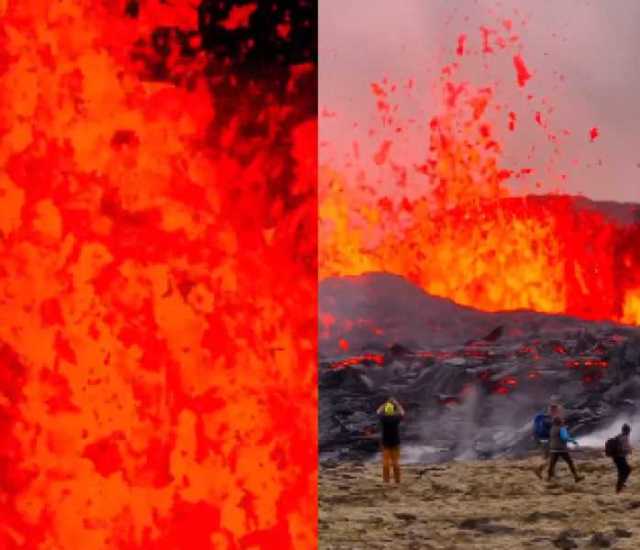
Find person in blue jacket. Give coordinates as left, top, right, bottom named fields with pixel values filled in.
left=548, top=416, right=584, bottom=482
left=533, top=396, right=565, bottom=479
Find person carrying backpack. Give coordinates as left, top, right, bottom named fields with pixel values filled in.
left=606, top=423, right=633, bottom=493
left=376, top=397, right=405, bottom=483
left=533, top=397, right=564, bottom=479
left=548, top=417, right=584, bottom=482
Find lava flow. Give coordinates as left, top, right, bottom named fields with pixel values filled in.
left=1, top=1, right=316, bottom=549
left=319, top=23, right=640, bottom=328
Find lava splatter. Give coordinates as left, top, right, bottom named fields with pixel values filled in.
left=513, top=54, right=532, bottom=87
left=319, top=18, right=640, bottom=328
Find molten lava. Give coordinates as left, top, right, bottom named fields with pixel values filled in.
left=1, top=1, right=316, bottom=548
left=320, top=24, right=640, bottom=328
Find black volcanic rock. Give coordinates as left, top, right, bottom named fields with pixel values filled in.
left=482, top=326, right=504, bottom=342
left=319, top=274, right=640, bottom=462
left=319, top=272, right=631, bottom=357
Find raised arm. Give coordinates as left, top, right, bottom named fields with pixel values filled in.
left=391, top=398, right=405, bottom=416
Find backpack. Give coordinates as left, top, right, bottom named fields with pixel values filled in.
left=533, top=412, right=552, bottom=440
left=605, top=436, right=621, bottom=457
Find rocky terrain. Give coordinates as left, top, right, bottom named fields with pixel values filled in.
left=319, top=454, right=640, bottom=550
left=319, top=272, right=636, bottom=356
left=319, top=273, right=640, bottom=462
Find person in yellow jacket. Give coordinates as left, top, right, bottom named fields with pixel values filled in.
left=376, top=397, right=405, bottom=483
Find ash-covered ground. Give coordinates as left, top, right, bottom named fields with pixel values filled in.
left=320, top=273, right=640, bottom=463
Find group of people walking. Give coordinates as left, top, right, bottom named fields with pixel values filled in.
left=376, top=395, right=633, bottom=493
left=533, top=396, right=633, bottom=493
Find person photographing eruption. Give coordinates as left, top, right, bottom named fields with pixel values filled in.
left=376, top=397, right=405, bottom=483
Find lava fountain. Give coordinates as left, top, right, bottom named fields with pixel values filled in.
left=319, top=21, right=640, bottom=327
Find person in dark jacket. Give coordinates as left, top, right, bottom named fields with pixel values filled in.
left=611, top=423, right=633, bottom=493
left=376, top=397, right=405, bottom=483
left=548, top=417, right=584, bottom=482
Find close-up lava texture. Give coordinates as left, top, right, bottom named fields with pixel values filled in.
left=1, top=1, right=317, bottom=548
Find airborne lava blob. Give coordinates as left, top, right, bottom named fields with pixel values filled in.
left=1, top=1, right=316, bottom=548
left=319, top=21, right=640, bottom=328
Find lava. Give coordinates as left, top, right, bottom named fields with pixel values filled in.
left=1, top=1, right=316, bottom=548
left=513, top=54, right=532, bottom=87
left=329, top=354, right=384, bottom=371
left=456, top=34, right=467, bottom=56
left=319, top=20, right=640, bottom=328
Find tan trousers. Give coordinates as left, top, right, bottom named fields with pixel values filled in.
left=382, top=446, right=400, bottom=483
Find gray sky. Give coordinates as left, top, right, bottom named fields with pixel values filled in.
left=320, top=0, right=640, bottom=203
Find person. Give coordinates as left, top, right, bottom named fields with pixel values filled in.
left=376, top=397, right=405, bottom=483
left=533, top=396, right=564, bottom=479
left=548, top=417, right=584, bottom=482
left=610, top=423, right=633, bottom=494
left=548, top=395, right=565, bottom=421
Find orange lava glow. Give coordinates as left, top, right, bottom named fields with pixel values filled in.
left=320, top=27, right=640, bottom=326
left=1, top=1, right=316, bottom=548
left=622, top=289, right=640, bottom=326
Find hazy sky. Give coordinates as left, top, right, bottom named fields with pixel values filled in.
left=320, top=0, right=640, bottom=203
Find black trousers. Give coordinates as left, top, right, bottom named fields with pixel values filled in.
left=613, top=456, right=632, bottom=491
left=548, top=451, right=577, bottom=479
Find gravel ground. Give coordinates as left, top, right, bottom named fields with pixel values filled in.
left=319, top=453, right=640, bottom=550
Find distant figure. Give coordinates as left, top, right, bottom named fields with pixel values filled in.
left=605, top=423, right=633, bottom=493
left=376, top=397, right=405, bottom=483
left=533, top=396, right=564, bottom=479
left=548, top=417, right=584, bottom=483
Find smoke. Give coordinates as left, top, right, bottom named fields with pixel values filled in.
left=385, top=379, right=639, bottom=465
left=399, top=386, right=539, bottom=465
left=398, top=409, right=640, bottom=465
left=361, top=372, right=639, bottom=465
left=578, top=415, right=640, bottom=448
